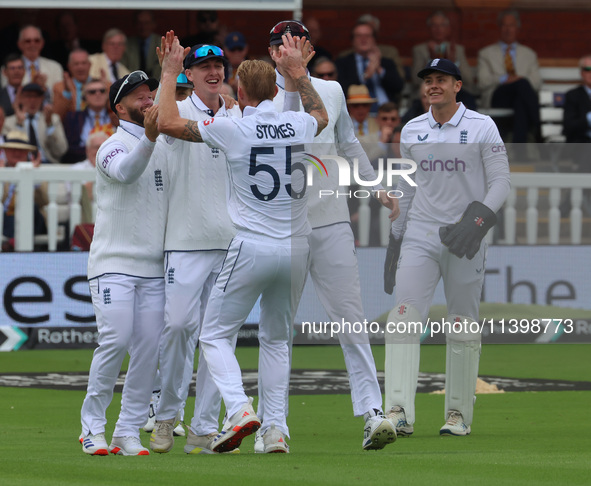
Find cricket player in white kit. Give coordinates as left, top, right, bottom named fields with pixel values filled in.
left=267, top=20, right=400, bottom=451
left=80, top=71, right=166, bottom=456
left=383, top=59, right=510, bottom=436
left=150, top=43, right=241, bottom=455
left=157, top=32, right=328, bottom=454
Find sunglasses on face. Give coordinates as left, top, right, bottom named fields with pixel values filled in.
left=582, top=67, right=591, bottom=72
left=270, top=20, right=309, bottom=36
left=86, top=88, right=106, bottom=95
left=379, top=116, right=400, bottom=122
left=316, top=71, right=335, bottom=78
left=194, top=45, right=225, bottom=59
left=113, top=70, right=149, bottom=106
left=23, top=38, right=42, bottom=44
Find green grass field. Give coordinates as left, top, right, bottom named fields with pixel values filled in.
left=1, top=344, right=590, bottom=485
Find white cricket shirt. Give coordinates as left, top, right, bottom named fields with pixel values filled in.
left=198, top=99, right=317, bottom=239
left=394, top=103, right=510, bottom=235
left=273, top=71, right=383, bottom=229
left=160, top=93, right=239, bottom=251
left=88, top=120, right=166, bottom=279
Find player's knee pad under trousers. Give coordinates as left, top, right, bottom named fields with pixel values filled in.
left=445, top=314, right=481, bottom=426
left=385, top=303, right=423, bottom=424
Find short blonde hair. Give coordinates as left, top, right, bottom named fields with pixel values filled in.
left=236, top=60, right=276, bottom=103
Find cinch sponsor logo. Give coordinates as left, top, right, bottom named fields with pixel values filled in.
left=420, top=157, right=466, bottom=172
left=304, top=153, right=328, bottom=177
left=102, top=148, right=124, bottom=168
left=492, top=144, right=506, bottom=153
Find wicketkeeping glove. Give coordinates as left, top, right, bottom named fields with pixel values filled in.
left=384, top=233, right=402, bottom=295
left=439, top=201, right=497, bottom=260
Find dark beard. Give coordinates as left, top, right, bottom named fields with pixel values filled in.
left=127, top=106, right=145, bottom=126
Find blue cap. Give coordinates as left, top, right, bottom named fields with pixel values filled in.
left=225, top=32, right=247, bottom=50
left=417, top=58, right=462, bottom=81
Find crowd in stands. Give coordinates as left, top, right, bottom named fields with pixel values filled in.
left=1, top=8, right=590, bottom=249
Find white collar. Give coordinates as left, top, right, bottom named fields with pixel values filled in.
left=275, top=68, right=310, bottom=90
left=119, top=119, right=145, bottom=138
left=189, top=92, right=226, bottom=115
left=243, top=99, right=276, bottom=117
left=427, top=102, right=466, bottom=129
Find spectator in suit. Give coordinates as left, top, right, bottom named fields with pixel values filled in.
left=121, top=11, right=162, bottom=79
left=311, top=57, right=338, bottom=81
left=223, top=31, right=248, bottom=94
left=50, top=12, right=100, bottom=70
left=17, top=25, right=64, bottom=98
left=3, top=82, right=68, bottom=164
left=563, top=55, right=591, bottom=145
left=62, top=79, right=114, bottom=164
left=89, top=29, right=130, bottom=83
left=53, top=49, right=94, bottom=121
left=477, top=9, right=541, bottom=143
left=412, top=11, right=477, bottom=109
left=562, top=55, right=591, bottom=179
left=338, top=14, right=406, bottom=81
left=1, top=54, right=26, bottom=117
left=346, top=84, right=378, bottom=137
left=1, top=130, right=47, bottom=250
left=336, top=19, right=404, bottom=113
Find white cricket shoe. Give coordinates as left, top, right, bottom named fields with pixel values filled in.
left=109, top=436, right=150, bottom=456
left=81, top=433, right=109, bottom=456
left=150, top=419, right=175, bottom=453
left=386, top=406, right=414, bottom=437
left=253, top=429, right=264, bottom=454
left=143, top=390, right=160, bottom=433
left=362, top=415, right=397, bottom=450
left=440, top=410, right=471, bottom=436
left=211, top=397, right=260, bottom=453
left=261, top=424, right=289, bottom=453
left=184, top=429, right=217, bottom=454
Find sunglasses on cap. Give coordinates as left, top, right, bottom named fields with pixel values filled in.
left=270, top=20, right=309, bottom=36
left=113, top=70, right=149, bottom=107
left=194, top=45, right=225, bottom=59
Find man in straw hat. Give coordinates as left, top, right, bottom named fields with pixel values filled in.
left=1, top=130, right=46, bottom=250
left=346, top=84, right=378, bottom=137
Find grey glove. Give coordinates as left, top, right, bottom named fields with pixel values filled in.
left=384, top=233, right=402, bottom=294
left=439, top=201, right=497, bottom=260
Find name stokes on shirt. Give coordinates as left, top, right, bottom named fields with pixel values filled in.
left=256, top=123, right=296, bottom=140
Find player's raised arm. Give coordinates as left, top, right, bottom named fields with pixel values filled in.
left=272, top=34, right=328, bottom=135
left=158, top=34, right=204, bottom=143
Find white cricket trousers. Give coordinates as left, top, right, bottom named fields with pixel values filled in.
left=308, top=223, right=383, bottom=417
left=157, top=250, right=226, bottom=436
left=385, top=220, right=485, bottom=424
left=81, top=274, right=164, bottom=438
left=200, top=232, right=310, bottom=437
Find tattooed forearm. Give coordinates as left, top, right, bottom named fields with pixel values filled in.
left=293, top=74, right=328, bottom=133
left=294, top=75, right=324, bottom=114
left=181, top=120, right=203, bottom=143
